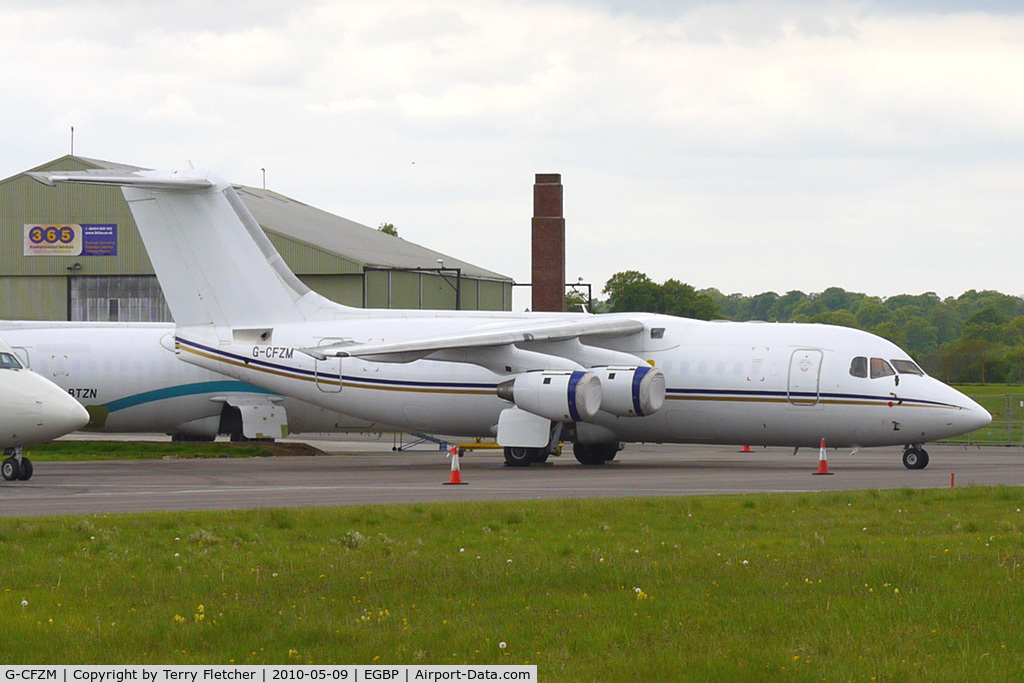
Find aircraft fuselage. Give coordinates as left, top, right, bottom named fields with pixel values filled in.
left=173, top=312, right=989, bottom=449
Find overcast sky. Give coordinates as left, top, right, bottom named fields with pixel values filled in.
left=3, top=0, right=1023, bottom=308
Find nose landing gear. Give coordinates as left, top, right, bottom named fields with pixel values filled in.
left=1, top=447, right=33, bottom=481
left=902, top=445, right=929, bottom=470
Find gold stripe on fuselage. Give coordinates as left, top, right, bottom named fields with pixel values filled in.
left=665, top=394, right=954, bottom=410
left=180, top=344, right=492, bottom=395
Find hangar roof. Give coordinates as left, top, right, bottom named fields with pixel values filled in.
left=14, top=156, right=508, bottom=281
left=234, top=185, right=507, bottom=280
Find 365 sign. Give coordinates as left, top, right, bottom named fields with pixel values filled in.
left=24, top=224, right=117, bottom=257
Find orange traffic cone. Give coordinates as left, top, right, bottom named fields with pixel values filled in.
left=444, top=446, right=468, bottom=485
left=813, top=438, right=833, bottom=475
left=740, top=445, right=752, bottom=453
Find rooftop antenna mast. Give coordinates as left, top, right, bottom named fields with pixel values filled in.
left=70, top=126, right=74, bottom=156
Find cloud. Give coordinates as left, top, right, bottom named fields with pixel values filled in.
left=2, top=0, right=1024, bottom=301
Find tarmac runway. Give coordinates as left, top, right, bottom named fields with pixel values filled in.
left=1, top=442, right=1023, bottom=517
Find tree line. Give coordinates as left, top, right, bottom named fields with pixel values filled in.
left=595, top=270, right=1024, bottom=384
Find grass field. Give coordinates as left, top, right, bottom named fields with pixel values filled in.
left=2, top=488, right=1024, bottom=680
left=22, top=440, right=320, bottom=461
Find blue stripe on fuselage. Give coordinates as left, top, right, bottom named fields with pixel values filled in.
left=102, top=381, right=277, bottom=413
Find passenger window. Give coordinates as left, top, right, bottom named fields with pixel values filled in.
left=0, top=352, right=23, bottom=369
left=849, top=356, right=867, bottom=378
left=870, top=357, right=896, bottom=379
left=891, top=359, right=925, bottom=376
left=650, top=328, right=665, bottom=340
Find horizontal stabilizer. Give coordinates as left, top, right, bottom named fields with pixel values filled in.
left=28, top=170, right=213, bottom=191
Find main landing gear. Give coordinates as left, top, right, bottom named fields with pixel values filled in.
left=503, top=446, right=549, bottom=467
left=503, top=442, right=621, bottom=466
left=503, top=423, right=564, bottom=467
left=572, top=442, right=620, bottom=466
left=902, top=444, right=929, bottom=470
left=2, top=447, right=34, bottom=482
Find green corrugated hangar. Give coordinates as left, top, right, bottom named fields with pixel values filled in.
left=0, top=156, right=512, bottom=321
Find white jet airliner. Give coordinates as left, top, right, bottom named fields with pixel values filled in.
left=29, top=169, right=991, bottom=469
left=0, top=336, right=90, bottom=481
left=0, top=322, right=388, bottom=441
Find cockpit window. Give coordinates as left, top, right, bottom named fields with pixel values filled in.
left=849, top=356, right=868, bottom=378
left=891, top=359, right=925, bottom=376
left=0, top=352, right=23, bottom=369
left=869, top=357, right=896, bottom=379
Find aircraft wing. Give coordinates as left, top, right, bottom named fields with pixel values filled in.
left=300, top=316, right=646, bottom=362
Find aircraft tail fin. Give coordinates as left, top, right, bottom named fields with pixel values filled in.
left=29, top=169, right=349, bottom=327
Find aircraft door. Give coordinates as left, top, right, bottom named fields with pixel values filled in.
left=315, top=356, right=342, bottom=393
left=787, top=349, right=822, bottom=406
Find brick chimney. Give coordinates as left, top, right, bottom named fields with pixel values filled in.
left=531, top=173, right=565, bottom=312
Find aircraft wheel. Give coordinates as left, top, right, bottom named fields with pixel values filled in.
left=902, top=447, right=929, bottom=470
left=532, top=450, right=550, bottom=464
left=917, top=449, right=930, bottom=469
left=1, top=457, right=21, bottom=482
left=573, top=443, right=612, bottom=466
left=17, top=458, right=33, bottom=481
left=504, top=446, right=535, bottom=468
left=902, top=448, right=919, bottom=469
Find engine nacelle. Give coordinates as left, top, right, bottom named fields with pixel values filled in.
left=592, top=365, right=666, bottom=417
left=496, top=370, right=602, bottom=423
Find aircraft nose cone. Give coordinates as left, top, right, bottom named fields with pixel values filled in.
left=932, top=382, right=992, bottom=441
left=55, top=397, right=91, bottom=433
left=961, top=399, right=992, bottom=433
left=36, top=386, right=90, bottom=441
